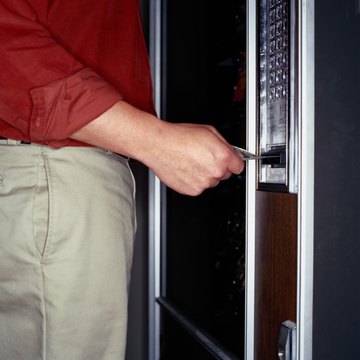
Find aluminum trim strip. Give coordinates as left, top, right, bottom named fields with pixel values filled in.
left=296, top=0, right=314, bottom=359
left=245, top=0, right=257, bottom=358
left=148, top=0, right=162, bottom=359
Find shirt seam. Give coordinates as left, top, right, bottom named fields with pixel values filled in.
left=29, top=88, right=46, bottom=142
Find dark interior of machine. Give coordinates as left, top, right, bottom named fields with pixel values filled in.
left=160, top=0, right=247, bottom=358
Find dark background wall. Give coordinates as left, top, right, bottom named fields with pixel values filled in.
left=125, top=2, right=150, bottom=360
left=125, top=162, right=149, bottom=360
left=313, top=0, right=360, bottom=358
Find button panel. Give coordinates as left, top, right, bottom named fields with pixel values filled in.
left=258, top=0, right=293, bottom=187
left=268, top=0, right=289, bottom=103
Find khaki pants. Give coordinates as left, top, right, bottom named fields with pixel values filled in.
left=0, top=143, right=136, bottom=360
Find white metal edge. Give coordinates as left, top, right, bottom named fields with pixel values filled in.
left=148, top=173, right=161, bottom=360
left=288, top=0, right=299, bottom=194
left=148, top=0, right=162, bottom=359
left=245, top=0, right=257, bottom=358
left=296, top=0, right=315, bottom=359
left=149, top=0, right=161, bottom=112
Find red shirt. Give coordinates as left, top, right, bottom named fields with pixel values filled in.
left=0, top=0, right=154, bottom=148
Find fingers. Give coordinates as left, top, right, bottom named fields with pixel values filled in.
left=204, top=168, right=238, bottom=191
left=190, top=123, right=246, bottom=175
left=200, top=128, right=245, bottom=182
left=228, top=150, right=245, bottom=175
left=220, top=171, right=232, bottom=181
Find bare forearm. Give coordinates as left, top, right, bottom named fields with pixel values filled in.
left=70, top=101, right=163, bottom=163
left=70, top=100, right=245, bottom=196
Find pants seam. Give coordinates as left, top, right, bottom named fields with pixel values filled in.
left=40, top=153, right=54, bottom=265
left=127, top=162, right=137, bottom=234
left=40, top=264, right=47, bottom=360
left=31, top=151, right=43, bottom=259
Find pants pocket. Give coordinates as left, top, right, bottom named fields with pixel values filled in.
left=32, top=154, right=52, bottom=261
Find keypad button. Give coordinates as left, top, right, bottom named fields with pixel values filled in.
left=276, top=52, right=283, bottom=67
left=275, top=85, right=282, bottom=99
left=270, top=24, right=276, bottom=39
left=270, top=9, right=276, bottom=23
left=283, top=19, right=288, bottom=33
left=282, top=34, right=288, bottom=48
left=269, top=87, right=276, bottom=101
left=282, top=52, right=288, bottom=65
left=270, top=71, right=276, bottom=85
left=283, top=69, right=288, bottom=82
left=282, top=85, right=288, bottom=98
left=283, top=2, right=288, bottom=16
left=270, top=55, right=276, bottom=69
left=270, top=40, right=276, bottom=54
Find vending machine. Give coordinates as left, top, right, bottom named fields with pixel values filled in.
left=246, top=0, right=305, bottom=359
left=148, top=0, right=311, bottom=358
left=148, top=0, right=360, bottom=358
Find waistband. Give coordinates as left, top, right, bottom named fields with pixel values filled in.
left=0, top=137, right=131, bottom=162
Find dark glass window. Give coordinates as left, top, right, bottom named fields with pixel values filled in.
left=160, top=0, right=247, bottom=358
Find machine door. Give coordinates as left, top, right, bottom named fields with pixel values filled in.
left=251, top=0, right=299, bottom=358
left=149, top=0, right=300, bottom=359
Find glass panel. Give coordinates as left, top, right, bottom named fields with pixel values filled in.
left=161, top=0, right=246, bottom=358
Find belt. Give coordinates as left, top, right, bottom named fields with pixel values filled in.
left=0, top=137, right=31, bottom=145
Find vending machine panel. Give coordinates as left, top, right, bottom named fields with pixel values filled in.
left=258, top=0, right=297, bottom=192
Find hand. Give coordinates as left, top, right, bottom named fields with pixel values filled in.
left=142, top=121, right=245, bottom=196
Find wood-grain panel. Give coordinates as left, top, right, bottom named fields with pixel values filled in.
left=254, top=191, right=297, bottom=360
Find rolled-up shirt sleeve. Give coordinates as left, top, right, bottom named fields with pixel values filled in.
left=0, top=0, right=123, bottom=148
left=29, top=68, right=122, bottom=147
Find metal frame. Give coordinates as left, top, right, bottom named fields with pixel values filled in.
left=288, top=0, right=299, bottom=194
left=148, top=0, right=163, bottom=359
left=157, top=297, right=240, bottom=360
left=296, top=0, right=314, bottom=359
left=149, top=1, right=314, bottom=359
left=246, top=0, right=314, bottom=359
left=245, top=0, right=257, bottom=358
